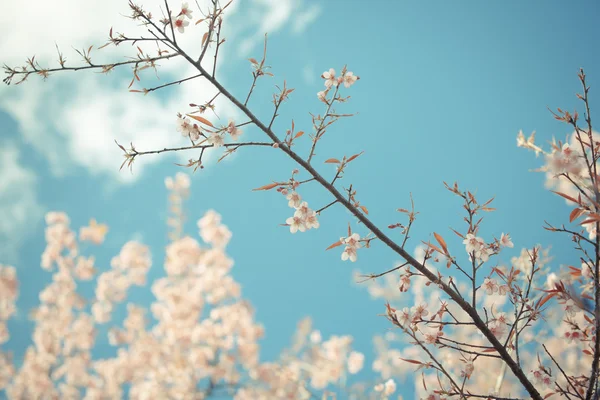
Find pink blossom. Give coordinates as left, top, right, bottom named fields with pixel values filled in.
left=342, top=71, right=359, bottom=88
left=347, top=351, right=364, bottom=374
left=482, top=277, right=499, bottom=295
left=341, top=246, right=358, bottom=262
left=174, top=16, right=189, bottom=33
left=180, top=2, right=193, bottom=18
left=286, top=191, right=302, bottom=208
left=500, top=232, right=514, bottom=248
left=286, top=216, right=306, bottom=234
left=321, top=68, right=337, bottom=88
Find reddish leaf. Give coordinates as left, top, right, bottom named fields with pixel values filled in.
left=347, top=151, right=364, bottom=163
left=360, top=205, right=369, bottom=215
left=570, top=207, right=585, bottom=222
left=399, top=358, right=424, bottom=365
left=252, top=182, right=280, bottom=191
left=186, top=114, right=214, bottom=127
left=450, top=228, right=464, bottom=239
left=551, top=190, right=579, bottom=204
left=294, top=131, right=304, bottom=138
left=433, top=232, right=448, bottom=254
left=325, top=240, right=343, bottom=251
left=324, top=158, right=341, bottom=164
left=538, top=293, right=556, bottom=308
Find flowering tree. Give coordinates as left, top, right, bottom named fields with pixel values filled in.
left=3, top=0, right=599, bottom=399
left=0, top=173, right=396, bottom=399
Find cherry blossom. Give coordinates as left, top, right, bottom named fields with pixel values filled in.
left=286, top=215, right=306, bottom=234
left=286, top=191, right=301, bottom=208
left=347, top=351, right=364, bottom=374
left=482, top=277, right=499, bottom=295
left=341, top=246, right=357, bottom=262
left=342, top=71, right=359, bottom=88
left=207, top=132, right=224, bottom=147
left=174, top=16, right=189, bottom=33
left=180, top=2, right=193, bottom=19
left=564, top=299, right=579, bottom=317
left=463, top=233, right=483, bottom=254
left=321, top=68, right=337, bottom=88
left=226, top=120, right=242, bottom=140
left=79, top=219, right=108, bottom=245
left=500, top=232, right=514, bottom=248
left=317, top=90, right=328, bottom=103
left=411, top=303, right=429, bottom=321
left=395, top=307, right=411, bottom=326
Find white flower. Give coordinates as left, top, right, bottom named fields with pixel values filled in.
left=180, top=2, right=193, bottom=19
left=461, top=359, right=474, bottom=378
left=463, top=233, right=483, bottom=254
left=342, top=71, right=359, bottom=88
left=347, top=351, right=364, bottom=374
left=582, top=262, right=593, bottom=279
left=176, top=116, right=192, bottom=137
left=322, top=68, right=337, bottom=88
left=343, top=233, right=361, bottom=249
left=411, top=303, right=429, bottom=320
left=383, top=379, right=396, bottom=395
left=226, top=120, right=242, bottom=141
left=174, top=16, right=189, bottom=33
left=341, top=246, right=357, bottom=262
left=286, top=216, right=306, bottom=234
left=208, top=133, right=224, bottom=147
left=317, top=90, right=328, bottom=103
left=500, top=233, right=513, bottom=248
left=564, top=299, right=579, bottom=317
left=286, top=191, right=301, bottom=208
left=476, top=246, right=492, bottom=262
left=304, top=212, right=319, bottom=230
left=294, top=201, right=311, bottom=218
left=395, top=307, right=411, bottom=326
left=482, top=277, right=498, bottom=295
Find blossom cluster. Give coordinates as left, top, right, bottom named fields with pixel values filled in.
left=341, top=232, right=361, bottom=262
left=462, top=232, right=513, bottom=263
left=1, top=174, right=408, bottom=400
left=176, top=114, right=242, bottom=149
left=173, top=2, right=193, bottom=33
left=0, top=265, right=17, bottom=344
left=284, top=190, right=319, bottom=233
left=317, top=67, right=359, bottom=102
left=176, top=115, right=201, bottom=141
left=357, top=238, right=593, bottom=399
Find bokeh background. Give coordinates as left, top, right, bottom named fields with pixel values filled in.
left=1, top=0, right=599, bottom=398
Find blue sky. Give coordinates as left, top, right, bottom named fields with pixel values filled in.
left=1, top=0, right=600, bottom=397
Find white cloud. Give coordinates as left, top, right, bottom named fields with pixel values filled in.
left=235, top=0, right=321, bottom=56
left=302, top=64, right=316, bottom=85
left=0, top=143, right=44, bottom=264
left=0, top=0, right=241, bottom=183
left=292, top=4, right=321, bottom=34
left=0, top=0, right=318, bottom=184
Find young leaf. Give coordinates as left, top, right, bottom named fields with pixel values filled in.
left=187, top=114, right=214, bottom=127
left=433, top=232, right=448, bottom=254
left=325, top=240, right=343, bottom=251
left=347, top=151, right=364, bottom=163
left=252, top=182, right=280, bottom=191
